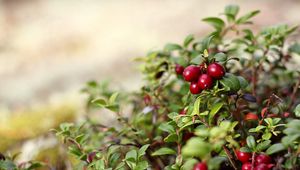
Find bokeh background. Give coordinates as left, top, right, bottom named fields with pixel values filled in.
left=0, top=0, right=299, bottom=169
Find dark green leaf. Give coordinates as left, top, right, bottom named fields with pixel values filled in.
left=256, top=140, right=271, bottom=151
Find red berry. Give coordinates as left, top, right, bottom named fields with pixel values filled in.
left=254, top=163, right=269, bottom=170
left=207, top=63, right=225, bottom=79
left=255, top=154, right=271, bottom=164
left=283, top=112, right=290, bottom=117
left=236, top=150, right=252, bottom=163
left=197, top=74, right=213, bottom=90
left=87, top=152, right=96, bottom=163
left=190, top=82, right=202, bottom=94
left=242, top=162, right=253, bottom=170
left=175, top=64, right=184, bottom=75
left=193, top=162, right=208, bottom=170
left=244, top=113, right=259, bottom=121
left=183, top=65, right=201, bottom=82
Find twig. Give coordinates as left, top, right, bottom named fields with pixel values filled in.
left=223, top=146, right=238, bottom=170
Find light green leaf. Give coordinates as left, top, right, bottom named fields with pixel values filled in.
left=209, top=103, right=224, bottom=125
left=182, top=137, right=211, bottom=159
left=192, top=97, right=201, bottom=116
left=266, top=143, right=285, bottom=155
left=109, top=92, right=119, bottom=105
left=236, top=10, right=260, bottom=24
left=293, top=104, right=300, bottom=117
left=151, top=148, right=176, bottom=156
left=246, top=135, right=256, bottom=150
left=184, top=34, right=195, bottom=47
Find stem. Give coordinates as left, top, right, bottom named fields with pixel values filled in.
left=251, top=152, right=256, bottom=170
left=287, top=77, right=300, bottom=111
left=223, top=146, right=238, bottom=170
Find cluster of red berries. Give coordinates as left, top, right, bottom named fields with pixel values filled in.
left=175, top=62, right=225, bottom=94
left=236, top=150, right=273, bottom=170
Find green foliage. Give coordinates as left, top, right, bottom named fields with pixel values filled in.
left=51, top=5, right=300, bottom=170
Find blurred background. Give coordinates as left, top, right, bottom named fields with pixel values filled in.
left=0, top=0, right=299, bottom=169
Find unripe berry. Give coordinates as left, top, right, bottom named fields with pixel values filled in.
left=183, top=65, right=201, bottom=82
left=207, top=63, right=225, bottom=79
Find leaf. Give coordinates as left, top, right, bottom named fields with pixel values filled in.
left=214, top=53, right=227, bottom=63
left=151, top=148, right=176, bottom=156
left=246, top=136, right=256, bottom=150
left=164, top=43, right=182, bottom=51
left=135, top=161, right=148, bottom=170
left=109, top=92, right=119, bottom=105
left=202, top=17, right=225, bottom=31
left=182, top=137, right=211, bottom=159
left=91, top=98, right=107, bottom=107
left=240, top=147, right=251, bottom=153
left=190, top=55, right=204, bottom=65
left=208, top=156, right=227, bottom=170
left=158, top=123, right=175, bottom=134
left=164, top=133, right=178, bottom=143
left=202, top=35, right=215, bottom=50
left=192, top=97, right=201, bottom=116
left=125, top=150, right=137, bottom=161
left=256, top=140, right=271, bottom=151
left=181, top=158, right=198, bottom=170
left=293, top=104, right=300, bottom=117
left=209, top=103, right=224, bottom=125
left=236, top=10, right=260, bottom=24
left=184, top=34, right=195, bottom=47
left=266, top=143, right=285, bottom=155
left=138, top=144, right=150, bottom=159
left=220, top=73, right=241, bottom=92
left=281, top=135, right=300, bottom=147
left=237, top=76, right=249, bottom=89
left=224, top=5, right=240, bottom=22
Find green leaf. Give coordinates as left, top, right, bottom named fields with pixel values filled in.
left=192, top=97, right=201, bottom=116
left=266, top=143, right=285, bottom=155
left=190, top=55, right=204, bottom=65
left=182, top=137, right=211, bottom=159
left=281, top=134, right=300, bottom=147
left=92, top=98, right=107, bottom=107
left=220, top=73, right=241, bottom=92
left=214, top=53, right=227, bottom=63
left=125, top=150, right=138, bottom=161
left=256, top=140, right=271, bottom=151
left=181, top=158, right=198, bottom=170
left=202, top=35, right=215, bottom=50
left=0, top=160, right=17, bottom=170
left=184, top=34, right=195, bottom=47
left=209, top=103, right=224, bottom=125
left=293, top=104, right=300, bottom=117
left=158, top=122, right=175, bottom=134
left=240, top=147, right=251, bottom=153
left=208, top=156, right=227, bottom=170
left=202, top=17, right=225, bottom=31
left=164, top=43, right=182, bottom=51
left=237, top=76, right=248, bottom=89
left=164, top=133, right=178, bottom=143
left=224, top=5, right=239, bottom=22
left=109, top=92, right=119, bottom=105
left=138, top=144, right=150, bottom=159
left=246, top=136, right=256, bottom=150
left=135, top=161, right=148, bottom=170
left=236, top=10, right=260, bottom=24
left=151, top=148, right=176, bottom=156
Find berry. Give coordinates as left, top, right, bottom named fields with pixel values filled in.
left=244, top=113, right=259, bottom=121
left=242, top=162, right=253, bottom=170
left=193, top=162, right=208, bottom=170
left=254, top=163, right=269, bottom=170
left=190, top=82, right=202, bottom=94
left=207, top=63, right=225, bottom=79
left=175, top=64, right=184, bottom=75
left=183, top=65, right=201, bottom=82
left=87, top=152, right=96, bottom=163
left=143, top=95, right=151, bottom=105
left=197, top=74, right=213, bottom=90
left=255, top=154, right=271, bottom=164
left=236, top=150, right=252, bottom=163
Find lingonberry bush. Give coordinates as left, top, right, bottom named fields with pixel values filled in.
left=2, top=5, right=300, bottom=170
left=53, top=5, right=300, bottom=170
